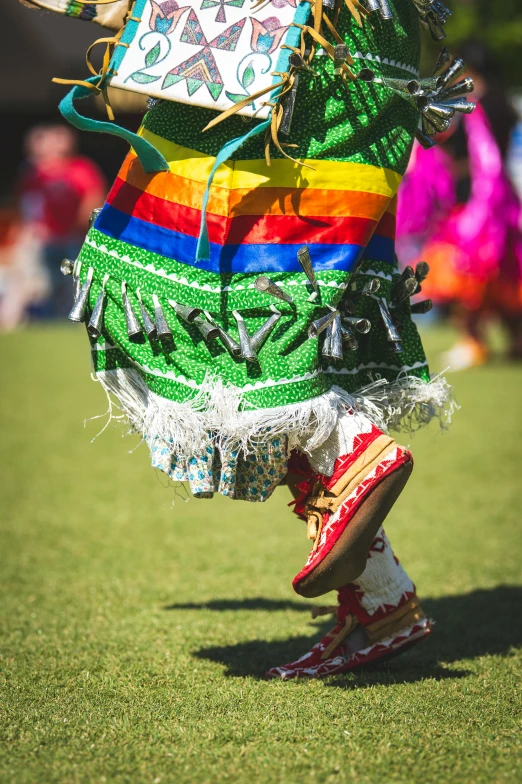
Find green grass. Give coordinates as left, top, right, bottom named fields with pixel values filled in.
left=1, top=323, right=521, bottom=784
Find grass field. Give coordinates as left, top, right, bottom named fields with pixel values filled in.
left=1, top=323, right=521, bottom=784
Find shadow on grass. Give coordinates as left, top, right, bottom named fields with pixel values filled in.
left=164, top=598, right=311, bottom=612
left=184, top=586, right=522, bottom=685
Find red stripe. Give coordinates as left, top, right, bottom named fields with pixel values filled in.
left=376, top=210, right=396, bottom=240
left=106, top=177, right=382, bottom=247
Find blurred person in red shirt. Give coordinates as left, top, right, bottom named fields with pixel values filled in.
left=18, top=124, right=106, bottom=317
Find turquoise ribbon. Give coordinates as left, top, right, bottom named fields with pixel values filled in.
left=58, top=78, right=168, bottom=174
left=195, top=2, right=311, bottom=262
left=195, top=118, right=271, bottom=261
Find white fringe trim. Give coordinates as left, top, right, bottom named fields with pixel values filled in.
left=90, top=367, right=456, bottom=463
left=350, top=371, right=458, bottom=433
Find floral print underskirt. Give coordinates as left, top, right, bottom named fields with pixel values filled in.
left=149, top=434, right=288, bottom=501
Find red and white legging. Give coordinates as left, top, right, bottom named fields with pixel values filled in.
left=339, top=526, right=415, bottom=624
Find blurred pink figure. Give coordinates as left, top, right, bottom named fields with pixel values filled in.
left=397, top=42, right=522, bottom=369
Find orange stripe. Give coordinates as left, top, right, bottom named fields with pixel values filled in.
left=388, top=194, right=398, bottom=217
left=118, top=153, right=395, bottom=221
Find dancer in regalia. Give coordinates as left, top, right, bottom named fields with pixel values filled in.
left=19, top=0, right=473, bottom=678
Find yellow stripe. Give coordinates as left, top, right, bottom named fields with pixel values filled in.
left=138, top=129, right=403, bottom=196
left=119, top=153, right=395, bottom=220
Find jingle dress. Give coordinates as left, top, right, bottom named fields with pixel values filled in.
left=73, top=0, right=452, bottom=500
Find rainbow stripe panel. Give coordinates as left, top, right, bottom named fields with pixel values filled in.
left=95, top=129, right=401, bottom=275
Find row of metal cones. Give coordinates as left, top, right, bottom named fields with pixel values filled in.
left=320, top=0, right=451, bottom=39
left=360, top=0, right=451, bottom=41
left=310, top=262, right=431, bottom=359
left=378, top=49, right=476, bottom=148
left=284, top=49, right=474, bottom=150
left=62, top=259, right=286, bottom=362
left=219, top=249, right=433, bottom=359
left=63, top=239, right=432, bottom=364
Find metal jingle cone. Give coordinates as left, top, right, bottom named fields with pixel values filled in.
left=152, top=294, right=172, bottom=339
left=338, top=296, right=357, bottom=316
left=377, top=0, right=393, bottom=19
left=279, top=73, right=299, bottom=136
left=87, top=275, right=109, bottom=339
left=329, top=314, right=343, bottom=359
left=289, top=52, right=305, bottom=69
left=425, top=113, right=451, bottom=133
left=399, top=265, right=416, bottom=281
left=72, top=273, right=80, bottom=302
left=122, top=282, right=143, bottom=339
left=394, top=275, right=419, bottom=303
left=365, top=0, right=380, bottom=11
left=342, top=316, right=371, bottom=334
left=60, top=258, right=74, bottom=276
left=421, top=112, right=438, bottom=137
left=415, top=261, right=430, bottom=284
left=421, top=107, right=451, bottom=134
left=169, top=300, right=203, bottom=323
left=410, top=299, right=433, bottom=314
left=416, top=128, right=438, bottom=149
left=405, top=79, right=422, bottom=96
left=340, top=324, right=358, bottom=351
left=288, top=53, right=318, bottom=76
left=437, top=57, right=466, bottom=91
left=308, top=308, right=338, bottom=339
left=322, top=0, right=335, bottom=9
left=333, top=44, right=349, bottom=60
left=137, top=288, right=157, bottom=339
left=333, top=44, right=349, bottom=74
left=250, top=305, right=282, bottom=354
left=362, top=277, right=381, bottom=297
left=232, top=311, right=257, bottom=362
left=426, top=102, right=454, bottom=120
left=321, top=323, right=333, bottom=358
left=439, top=98, right=476, bottom=115
left=431, top=0, right=452, bottom=25
left=411, top=0, right=432, bottom=15
left=203, top=311, right=241, bottom=356
left=374, top=297, right=402, bottom=350
left=193, top=315, right=220, bottom=343
left=254, top=276, right=293, bottom=304
left=357, top=68, right=375, bottom=83
left=296, top=246, right=319, bottom=293
left=72, top=260, right=83, bottom=302
left=88, top=208, right=103, bottom=231
left=433, top=46, right=452, bottom=77
left=141, top=306, right=157, bottom=339
left=439, top=77, right=474, bottom=101
left=418, top=77, right=440, bottom=93
left=426, top=14, right=445, bottom=42
left=68, top=266, right=93, bottom=323
left=393, top=268, right=418, bottom=303
left=382, top=77, right=412, bottom=96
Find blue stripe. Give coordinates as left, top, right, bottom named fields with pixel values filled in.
left=95, top=205, right=394, bottom=273
left=363, top=234, right=395, bottom=264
